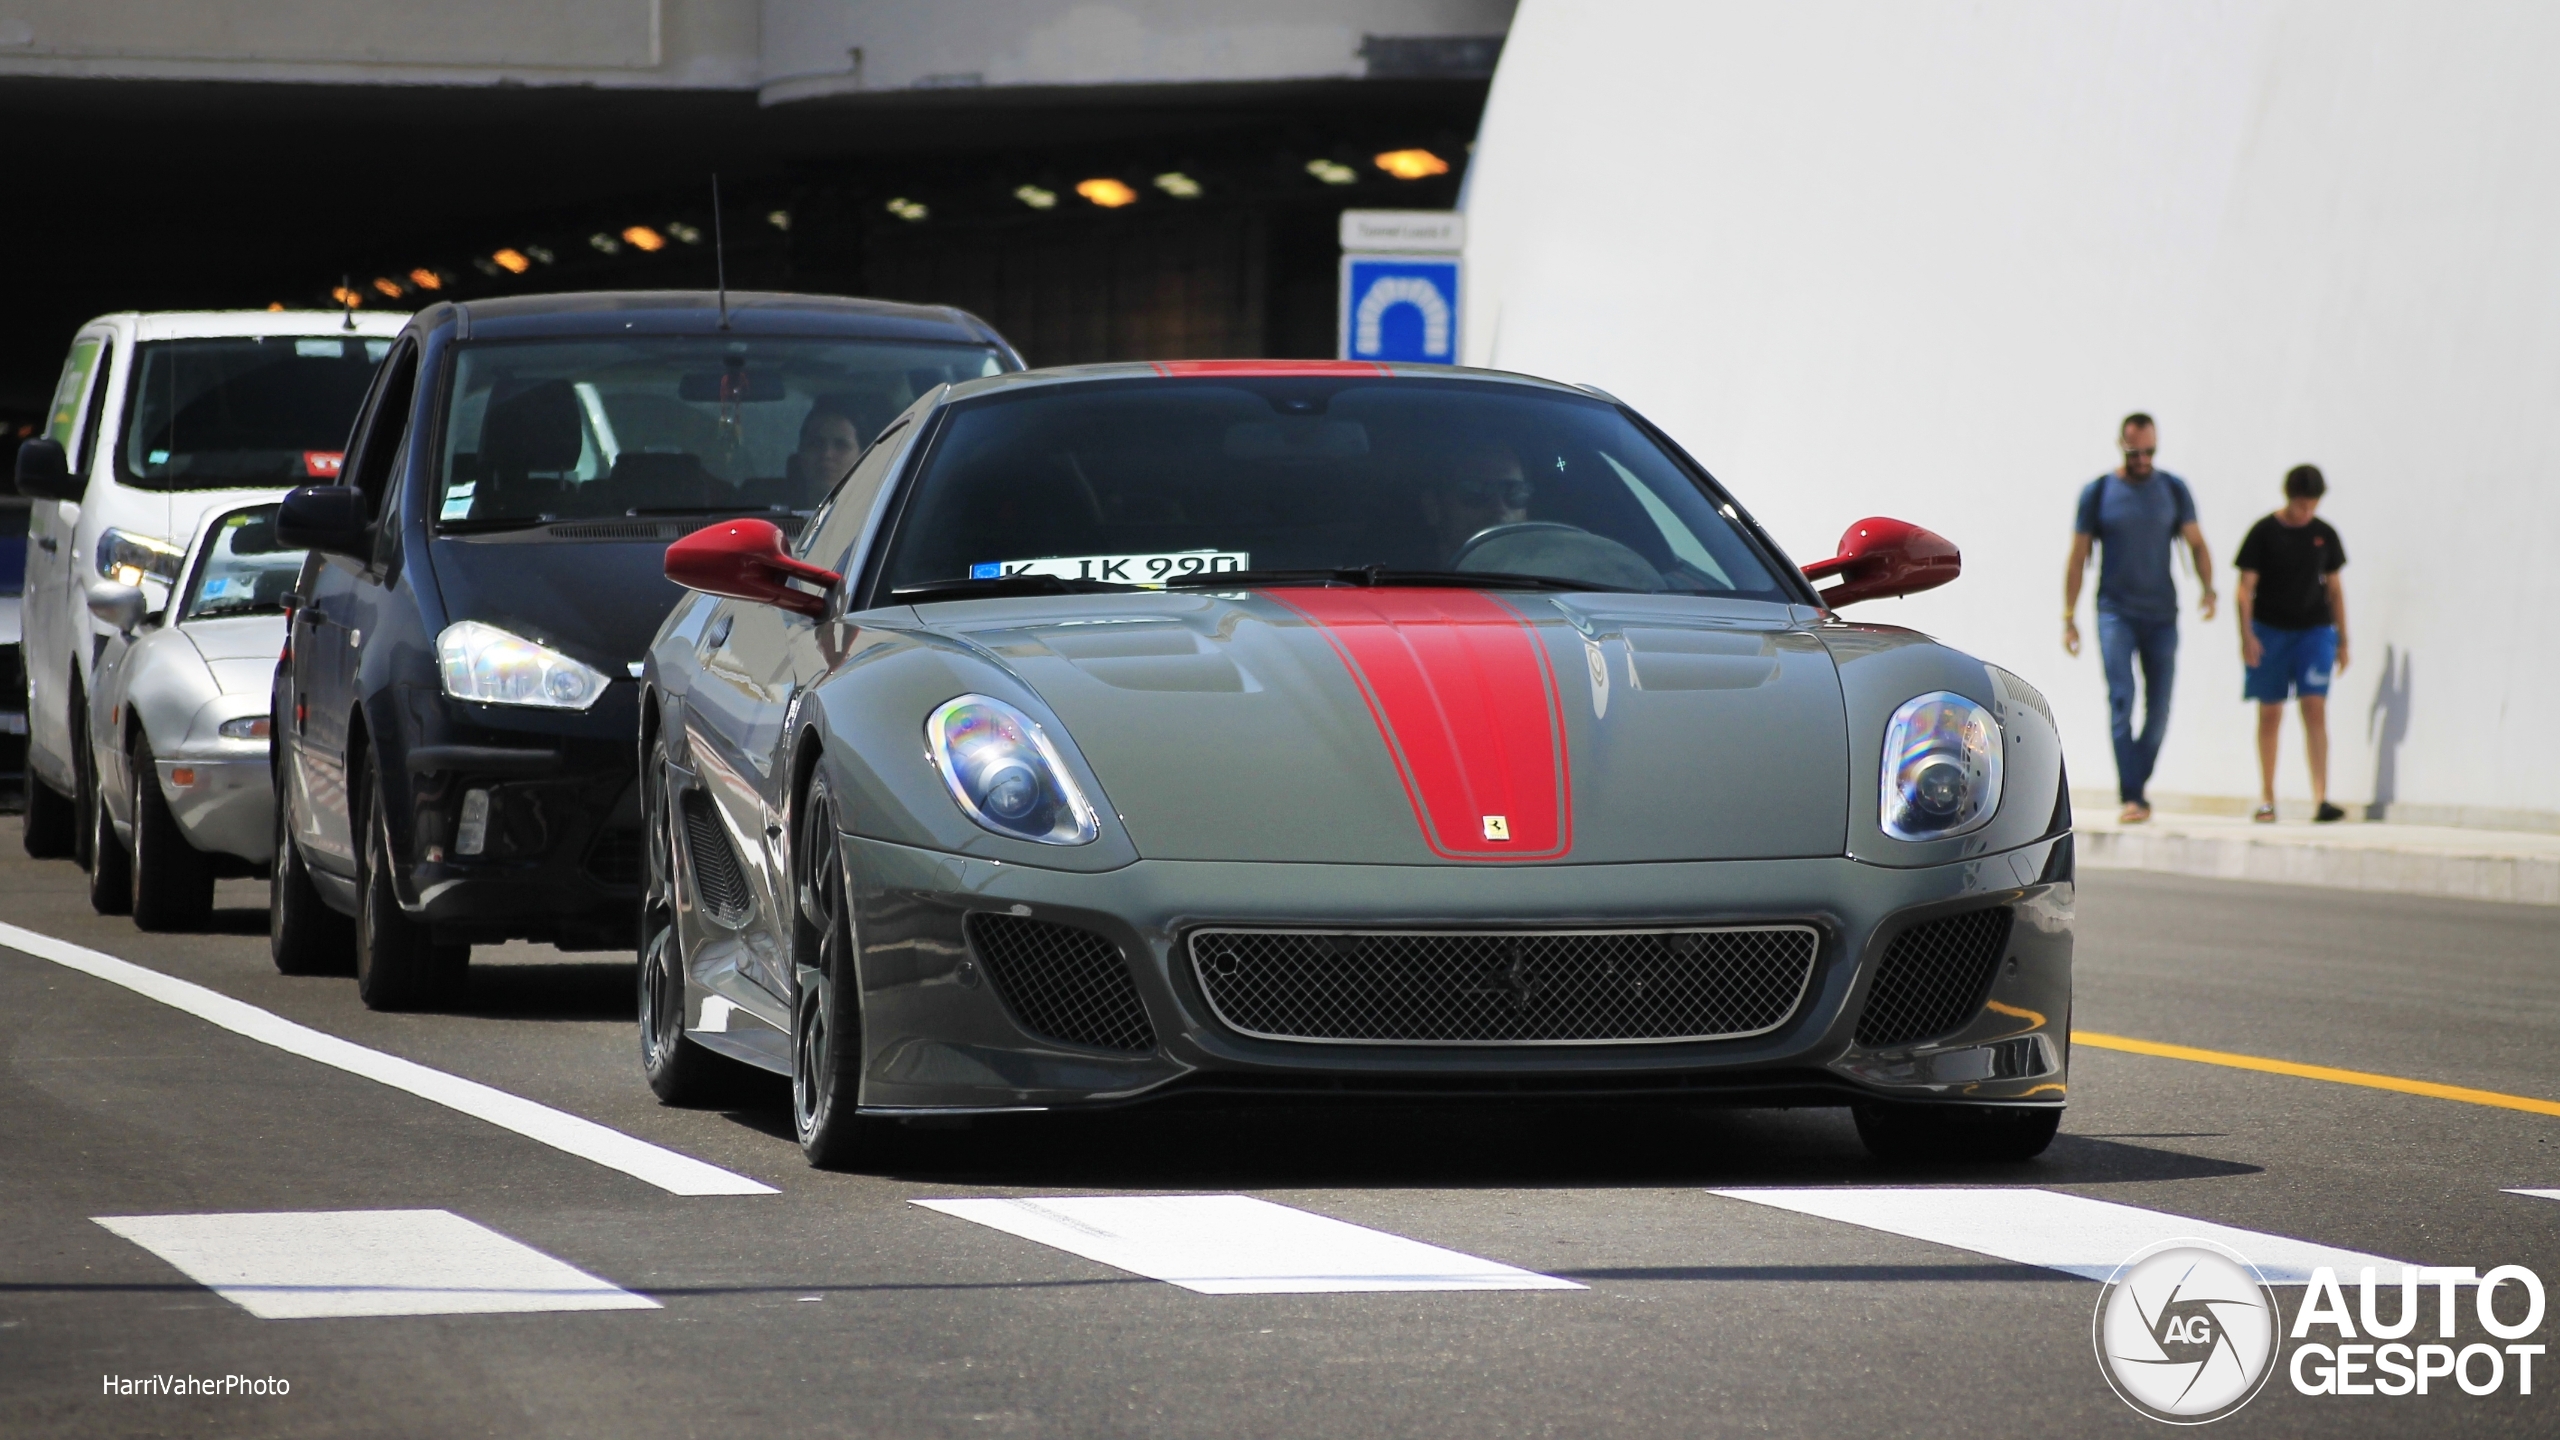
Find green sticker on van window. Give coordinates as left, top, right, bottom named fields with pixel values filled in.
left=46, top=339, right=101, bottom=447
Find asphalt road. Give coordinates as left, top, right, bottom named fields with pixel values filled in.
left=3, top=838, right=2554, bottom=1438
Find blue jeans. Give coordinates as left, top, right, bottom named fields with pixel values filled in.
left=2097, top=609, right=2178, bottom=805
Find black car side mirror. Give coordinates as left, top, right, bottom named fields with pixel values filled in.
left=15, top=437, right=80, bottom=502
left=275, top=485, right=371, bottom=559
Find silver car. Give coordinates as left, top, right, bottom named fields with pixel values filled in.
left=84, top=501, right=300, bottom=929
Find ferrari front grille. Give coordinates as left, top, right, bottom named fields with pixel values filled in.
left=1852, top=906, right=2015, bottom=1049
left=966, top=913, right=1157, bottom=1054
left=1187, top=926, right=1819, bottom=1045
left=678, top=790, right=751, bottom=923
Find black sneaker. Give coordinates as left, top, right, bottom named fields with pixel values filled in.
left=2314, top=802, right=2347, bottom=823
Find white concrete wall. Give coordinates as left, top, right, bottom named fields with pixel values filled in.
left=1464, top=0, right=2560, bottom=828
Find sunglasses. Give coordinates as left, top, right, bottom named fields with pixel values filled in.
left=2123, top=446, right=2157, bottom=459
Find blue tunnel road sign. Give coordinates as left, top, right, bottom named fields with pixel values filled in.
left=1339, top=255, right=1461, bottom=363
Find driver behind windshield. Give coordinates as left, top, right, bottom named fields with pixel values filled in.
left=1418, top=438, right=1531, bottom=565
left=785, top=397, right=867, bottom=495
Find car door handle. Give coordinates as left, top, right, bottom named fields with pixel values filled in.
left=35, top=536, right=55, bottom=552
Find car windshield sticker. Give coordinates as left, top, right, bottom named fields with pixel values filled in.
left=200, top=577, right=231, bottom=599
left=971, top=551, right=1248, bottom=584
left=440, top=483, right=476, bottom=520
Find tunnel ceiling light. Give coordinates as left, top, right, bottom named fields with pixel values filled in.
left=330, top=285, right=365, bottom=308
left=1305, top=159, right=1359, bottom=186
left=589, top=233, right=622, bottom=254
left=371, top=277, right=405, bottom=298
left=1373, top=149, right=1449, bottom=180
left=266, top=302, right=285, bottom=312
left=525, top=245, right=554, bottom=264
left=1077, top=178, right=1138, bottom=208
left=408, top=268, right=444, bottom=291
left=622, top=226, right=667, bottom=252
left=491, top=248, right=531, bottom=274
left=666, top=222, right=702, bottom=245
left=767, top=209, right=791, bottom=231
left=1014, top=184, right=1058, bottom=210
left=1154, top=172, right=1202, bottom=198
left=886, top=197, right=929, bottom=221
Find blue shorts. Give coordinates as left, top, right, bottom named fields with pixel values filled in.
left=2244, top=622, right=2337, bottom=703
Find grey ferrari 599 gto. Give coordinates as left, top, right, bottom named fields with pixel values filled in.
left=640, top=360, right=2073, bottom=1167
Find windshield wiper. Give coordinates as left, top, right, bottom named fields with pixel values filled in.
left=435, top=516, right=553, bottom=534
left=626, top=504, right=796, bottom=517
left=1164, top=566, right=1606, bottom=593
left=893, top=575, right=1144, bottom=601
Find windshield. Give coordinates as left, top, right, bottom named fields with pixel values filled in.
left=120, top=336, right=388, bottom=490
left=180, top=505, right=306, bottom=621
left=877, top=378, right=1790, bottom=598
left=435, top=338, right=1005, bottom=526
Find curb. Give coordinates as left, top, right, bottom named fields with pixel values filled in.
left=2077, top=828, right=2560, bottom=907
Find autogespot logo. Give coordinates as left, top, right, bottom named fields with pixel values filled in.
left=2093, top=1239, right=2283, bottom=1424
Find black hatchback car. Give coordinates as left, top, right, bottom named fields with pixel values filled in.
left=271, top=291, right=1019, bottom=1007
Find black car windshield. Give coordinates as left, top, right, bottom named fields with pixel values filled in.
left=120, top=335, right=389, bottom=491
left=877, top=377, right=1790, bottom=598
left=436, top=338, right=1005, bottom=526
left=180, top=505, right=306, bottom=621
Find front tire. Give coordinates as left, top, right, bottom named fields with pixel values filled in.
left=270, top=777, right=353, bottom=974
left=353, top=752, right=466, bottom=1010
left=638, top=732, right=750, bottom=1103
left=129, top=736, right=215, bottom=932
left=23, top=775, right=76, bottom=857
left=86, top=735, right=132, bottom=916
left=790, top=769, right=883, bottom=1168
left=1854, top=1101, right=2061, bottom=1163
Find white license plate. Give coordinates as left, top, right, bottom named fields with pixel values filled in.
left=970, top=551, right=1249, bottom=585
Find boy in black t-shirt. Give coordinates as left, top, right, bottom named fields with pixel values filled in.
left=2233, top=465, right=2349, bottom=822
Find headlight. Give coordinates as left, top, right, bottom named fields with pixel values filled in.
left=96, top=527, right=185, bottom=587
left=217, top=715, right=271, bottom=741
left=437, top=620, right=611, bottom=710
left=1880, top=691, right=2003, bottom=840
left=926, top=695, right=1100, bottom=845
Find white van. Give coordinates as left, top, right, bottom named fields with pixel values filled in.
left=15, top=310, right=406, bottom=861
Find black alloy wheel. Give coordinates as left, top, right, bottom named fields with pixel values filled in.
left=85, top=734, right=132, bottom=916
left=353, top=752, right=467, bottom=1010
left=22, top=773, right=76, bottom=857
left=638, top=732, right=745, bottom=1103
left=270, top=774, right=353, bottom=975
left=790, top=768, right=880, bottom=1168
left=1853, top=1101, right=2062, bottom=1163
left=128, top=734, right=215, bottom=932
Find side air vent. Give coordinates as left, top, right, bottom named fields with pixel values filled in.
left=1853, top=907, right=2015, bottom=1049
left=678, top=790, right=752, bottom=923
left=965, top=913, right=1157, bottom=1054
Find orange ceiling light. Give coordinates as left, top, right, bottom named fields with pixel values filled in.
left=331, top=286, right=365, bottom=308
left=1374, top=148, right=1450, bottom=180
left=1076, top=178, right=1139, bottom=209
left=408, top=268, right=444, bottom=291
left=371, top=277, right=405, bottom=298
left=491, top=248, right=531, bottom=274
left=622, top=225, right=667, bottom=252
left=266, top=302, right=285, bottom=312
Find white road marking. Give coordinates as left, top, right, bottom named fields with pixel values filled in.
left=1711, top=1187, right=2418, bottom=1282
left=915, top=1195, right=1585, bottom=1295
left=2508, top=1189, right=2560, bottom=1202
left=1, top=921, right=774, bottom=1197
left=94, top=1210, right=659, bottom=1320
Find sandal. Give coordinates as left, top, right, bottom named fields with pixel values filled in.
left=2118, top=802, right=2152, bottom=824
left=2252, top=804, right=2276, bottom=824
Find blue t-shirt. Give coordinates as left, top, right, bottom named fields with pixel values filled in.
left=2075, top=470, right=2196, bottom=621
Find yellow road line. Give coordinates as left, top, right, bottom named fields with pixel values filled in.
left=2072, top=1031, right=2560, bottom=1119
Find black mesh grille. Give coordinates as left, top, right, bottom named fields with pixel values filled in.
left=583, top=826, right=644, bottom=888
left=1188, top=927, right=1819, bottom=1045
left=1853, top=907, right=2015, bottom=1048
left=967, top=913, right=1157, bottom=1054
left=679, top=790, right=751, bottom=922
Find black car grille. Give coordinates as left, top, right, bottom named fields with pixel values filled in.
left=1188, top=927, right=1820, bottom=1045
left=966, top=913, right=1157, bottom=1054
left=679, top=790, right=751, bottom=923
left=1852, top=907, right=2015, bottom=1049
left=583, top=826, right=644, bottom=889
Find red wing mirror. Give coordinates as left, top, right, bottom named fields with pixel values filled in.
left=665, top=519, right=840, bottom=619
left=1801, top=517, right=1961, bottom=608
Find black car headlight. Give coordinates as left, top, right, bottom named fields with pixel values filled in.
left=1880, top=691, right=2003, bottom=840
left=926, top=695, right=1100, bottom=846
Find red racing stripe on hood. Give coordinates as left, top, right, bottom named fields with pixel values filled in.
left=1269, top=588, right=1571, bottom=860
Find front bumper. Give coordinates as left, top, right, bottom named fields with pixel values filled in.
left=708, top=829, right=2075, bottom=1114
left=157, top=755, right=273, bottom=864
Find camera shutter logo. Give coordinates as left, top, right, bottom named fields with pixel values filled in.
left=2093, top=1239, right=2281, bottom=1423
